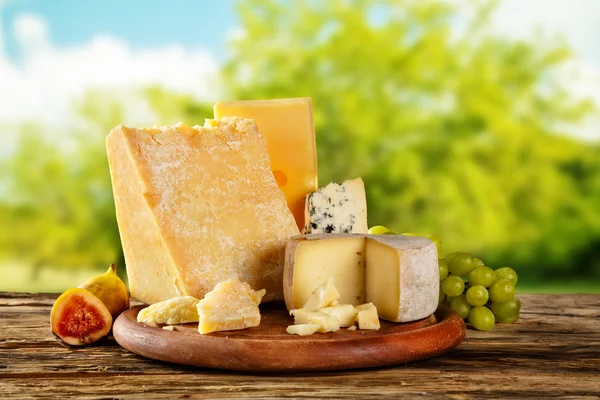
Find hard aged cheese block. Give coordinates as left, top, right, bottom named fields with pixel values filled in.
left=284, top=234, right=439, bottom=322
left=106, top=118, right=299, bottom=304
left=302, top=177, right=368, bottom=234
left=214, top=98, right=317, bottom=230
left=137, top=296, right=200, bottom=325
left=284, top=234, right=366, bottom=309
left=197, top=279, right=266, bottom=334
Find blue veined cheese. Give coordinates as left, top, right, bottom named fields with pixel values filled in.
left=302, top=177, right=368, bottom=234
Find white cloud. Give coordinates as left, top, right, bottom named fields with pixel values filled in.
left=0, top=13, right=221, bottom=131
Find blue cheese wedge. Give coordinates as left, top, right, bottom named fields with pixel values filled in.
left=302, top=177, right=368, bottom=234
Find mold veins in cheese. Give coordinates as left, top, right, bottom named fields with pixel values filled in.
left=106, top=118, right=300, bottom=305
left=303, top=177, right=368, bottom=234
left=284, top=234, right=439, bottom=323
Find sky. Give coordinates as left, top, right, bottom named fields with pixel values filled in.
left=0, top=0, right=599, bottom=147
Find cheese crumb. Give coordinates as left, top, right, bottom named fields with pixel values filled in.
left=162, top=325, right=174, bottom=331
left=137, top=296, right=200, bottom=325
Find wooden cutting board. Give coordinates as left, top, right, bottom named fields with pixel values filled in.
left=113, top=303, right=465, bottom=372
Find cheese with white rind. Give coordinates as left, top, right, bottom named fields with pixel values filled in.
left=366, top=235, right=439, bottom=322
left=303, top=177, right=368, bottom=234
left=302, top=277, right=340, bottom=311
left=283, top=234, right=365, bottom=310
left=106, top=118, right=299, bottom=304
left=286, top=324, right=320, bottom=336
left=137, top=296, right=200, bottom=325
left=355, top=302, right=380, bottom=330
left=283, top=234, right=439, bottom=323
left=319, top=304, right=358, bottom=327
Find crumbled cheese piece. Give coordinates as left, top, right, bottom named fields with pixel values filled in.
left=197, top=279, right=265, bottom=334
left=137, top=296, right=200, bottom=325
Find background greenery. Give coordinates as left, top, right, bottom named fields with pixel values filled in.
left=1, top=0, right=599, bottom=293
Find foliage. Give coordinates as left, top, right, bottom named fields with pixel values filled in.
left=1, top=0, right=600, bottom=288
left=222, top=0, right=600, bottom=279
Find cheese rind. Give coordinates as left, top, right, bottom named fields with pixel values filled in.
left=303, top=178, right=368, bottom=234
left=366, top=235, right=439, bottom=322
left=137, top=296, right=200, bottom=325
left=196, top=279, right=266, bottom=334
left=284, top=234, right=439, bottom=323
left=214, top=98, right=317, bottom=230
left=106, top=118, right=299, bottom=304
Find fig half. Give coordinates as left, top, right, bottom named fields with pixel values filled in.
left=50, top=288, right=113, bottom=346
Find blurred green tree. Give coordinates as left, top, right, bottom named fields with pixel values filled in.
left=223, top=0, right=600, bottom=280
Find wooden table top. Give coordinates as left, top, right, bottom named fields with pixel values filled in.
left=1, top=292, right=598, bottom=398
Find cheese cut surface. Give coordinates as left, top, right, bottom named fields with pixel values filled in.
left=196, top=279, right=266, bottom=334
left=303, top=177, right=368, bottom=234
left=319, top=304, right=358, bottom=328
left=137, top=296, right=200, bottom=325
left=302, top=277, right=340, bottom=311
left=106, top=118, right=299, bottom=304
left=284, top=234, right=439, bottom=322
left=355, top=302, right=380, bottom=330
left=283, top=234, right=365, bottom=310
left=214, top=98, right=317, bottom=230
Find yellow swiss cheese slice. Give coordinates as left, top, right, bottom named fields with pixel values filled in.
left=214, top=98, right=317, bottom=229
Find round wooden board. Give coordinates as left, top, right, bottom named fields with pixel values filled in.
left=113, top=304, right=466, bottom=372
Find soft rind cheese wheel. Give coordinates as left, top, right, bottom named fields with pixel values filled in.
left=284, top=233, right=439, bottom=323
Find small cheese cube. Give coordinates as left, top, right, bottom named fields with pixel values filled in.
left=137, top=296, right=200, bottom=325
left=356, top=303, right=380, bottom=330
left=303, top=177, right=368, bottom=234
left=347, top=325, right=357, bottom=331
left=303, top=277, right=340, bottom=311
left=162, top=325, right=174, bottom=331
left=286, top=324, right=320, bottom=336
left=319, top=304, right=359, bottom=327
left=196, top=279, right=266, bottom=334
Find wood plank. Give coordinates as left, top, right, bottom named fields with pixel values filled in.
left=0, top=292, right=598, bottom=398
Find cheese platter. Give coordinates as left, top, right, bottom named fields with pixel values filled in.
left=113, top=303, right=465, bottom=372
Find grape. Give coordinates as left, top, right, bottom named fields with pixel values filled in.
left=468, top=266, right=496, bottom=288
left=496, top=313, right=520, bottom=324
left=489, top=279, right=515, bottom=303
left=439, top=259, right=449, bottom=281
left=494, top=267, right=518, bottom=285
left=448, top=253, right=483, bottom=277
left=441, top=276, right=465, bottom=297
left=491, top=297, right=521, bottom=318
left=401, top=232, right=418, bottom=236
left=424, top=234, right=443, bottom=257
left=383, top=231, right=397, bottom=235
left=450, top=294, right=472, bottom=319
left=468, top=306, right=495, bottom=331
left=368, top=225, right=391, bottom=235
left=444, top=252, right=463, bottom=264
left=466, top=285, right=489, bottom=307
left=439, top=286, right=446, bottom=304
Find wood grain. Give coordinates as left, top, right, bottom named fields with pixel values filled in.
left=1, top=292, right=599, bottom=398
left=112, top=304, right=465, bottom=371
